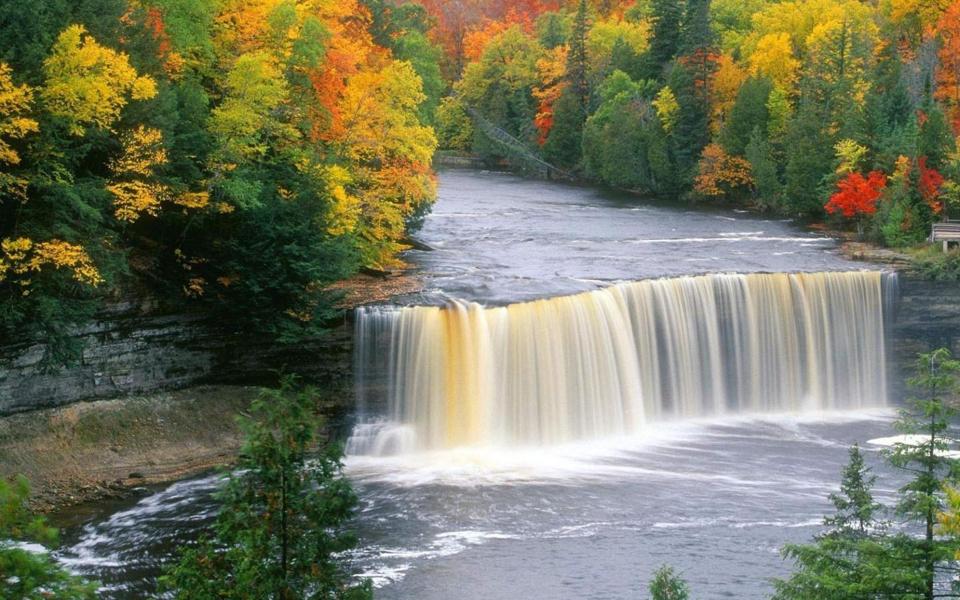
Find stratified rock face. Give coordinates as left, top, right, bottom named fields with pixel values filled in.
left=0, top=297, right=353, bottom=416
left=890, top=277, right=960, bottom=396
left=0, top=274, right=956, bottom=416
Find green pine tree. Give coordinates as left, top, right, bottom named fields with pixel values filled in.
left=543, top=88, right=586, bottom=170
left=678, top=0, right=713, bottom=57
left=567, top=0, right=590, bottom=110
left=0, top=475, right=98, bottom=599
left=643, top=0, right=683, bottom=78
left=649, top=565, right=689, bottom=600
left=886, top=348, right=960, bottom=600
left=161, top=376, right=372, bottom=600
left=775, top=349, right=960, bottom=600
left=721, top=77, right=772, bottom=156
left=784, top=99, right=834, bottom=215
left=773, top=444, right=907, bottom=599
left=745, top=127, right=782, bottom=211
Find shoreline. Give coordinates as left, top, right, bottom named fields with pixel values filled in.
left=0, top=171, right=931, bottom=514
left=0, top=386, right=257, bottom=513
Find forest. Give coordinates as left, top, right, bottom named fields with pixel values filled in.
left=2, top=0, right=960, bottom=360
left=0, top=0, right=440, bottom=363
left=3, top=1, right=960, bottom=599
left=432, top=0, right=960, bottom=240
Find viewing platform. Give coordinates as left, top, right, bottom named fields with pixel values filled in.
left=932, top=221, right=960, bottom=252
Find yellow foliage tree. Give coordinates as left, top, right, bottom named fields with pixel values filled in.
left=0, top=63, right=38, bottom=197
left=533, top=45, right=568, bottom=144
left=938, top=484, right=960, bottom=559
left=747, top=0, right=875, bottom=57
left=805, top=16, right=878, bottom=102
left=107, top=126, right=169, bottom=222
left=323, top=165, right=360, bottom=237
left=748, top=33, right=800, bottom=91
left=834, top=139, right=869, bottom=175
left=587, top=18, right=650, bottom=76
left=338, top=60, right=438, bottom=267
left=41, top=25, right=157, bottom=135
left=211, top=51, right=293, bottom=158
left=0, top=237, right=102, bottom=287
left=710, top=54, right=747, bottom=133
left=887, top=0, right=951, bottom=44
left=653, top=86, right=680, bottom=133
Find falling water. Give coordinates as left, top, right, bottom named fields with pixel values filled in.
left=349, top=271, right=897, bottom=454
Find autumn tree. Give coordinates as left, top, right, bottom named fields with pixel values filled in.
left=456, top=25, right=542, bottom=158
left=748, top=33, right=799, bottom=92
left=337, top=60, right=438, bottom=267
left=41, top=24, right=157, bottom=136
left=107, top=125, right=169, bottom=222
left=1, top=0, right=441, bottom=359
left=935, top=2, right=960, bottom=131
left=0, top=23, right=159, bottom=363
left=824, top=170, right=887, bottom=237
left=0, top=62, right=37, bottom=197
left=533, top=45, right=567, bottom=144
left=693, top=143, right=753, bottom=200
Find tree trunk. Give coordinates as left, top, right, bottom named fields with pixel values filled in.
left=281, top=469, right=289, bottom=599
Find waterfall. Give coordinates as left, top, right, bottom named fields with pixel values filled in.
left=349, top=271, right=897, bottom=455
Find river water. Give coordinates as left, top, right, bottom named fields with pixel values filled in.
left=56, top=169, right=902, bottom=599
left=398, top=169, right=864, bottom=305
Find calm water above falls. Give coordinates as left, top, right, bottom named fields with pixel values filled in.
left=59, top=169, right=898, bottom=599
left=407, top=169, right=872, bottom=305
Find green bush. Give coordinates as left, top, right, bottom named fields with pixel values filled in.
left=909, top=248, right=960, bottom=281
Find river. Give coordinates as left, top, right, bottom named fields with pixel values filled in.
left=56, top=169, right=902, bottom=599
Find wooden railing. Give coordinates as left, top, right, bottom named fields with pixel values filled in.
left=931, top=221, right=960, bottom=252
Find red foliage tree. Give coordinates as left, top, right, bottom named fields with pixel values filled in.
left=825, top=171, right=887, bottom=237
left=918, top=156, right=945, bottom=214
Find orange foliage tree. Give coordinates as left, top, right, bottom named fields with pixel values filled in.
left=693, top=144, right=754, bottom=199
left=935, top=2, right=960, bottom=133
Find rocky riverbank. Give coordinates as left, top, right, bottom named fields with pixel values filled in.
left=0, top=383, right=355, bottom=513
left=0, top=386, right=254, bottom=512
left=0, top=261, right=426, bottom=510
